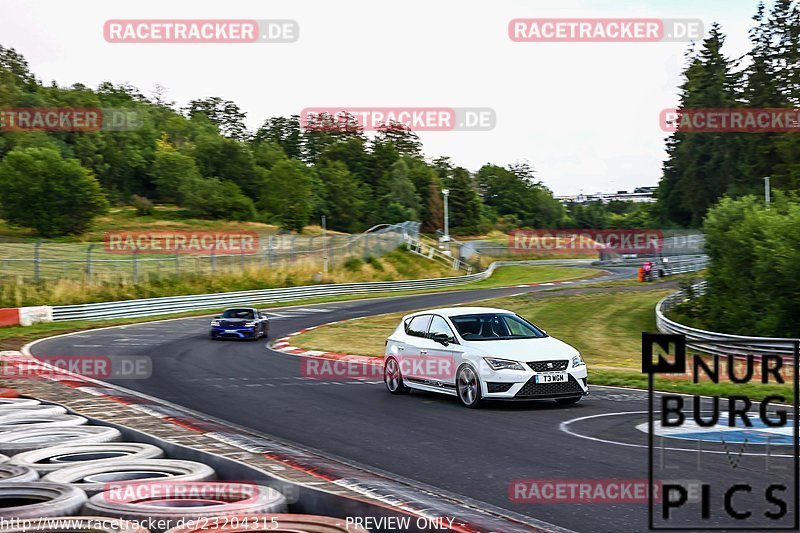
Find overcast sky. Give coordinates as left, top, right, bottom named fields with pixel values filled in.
left=2, top=0, right=764, bottom=195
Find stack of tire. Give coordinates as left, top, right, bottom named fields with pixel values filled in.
left=0, top=398, right=368, bottom=532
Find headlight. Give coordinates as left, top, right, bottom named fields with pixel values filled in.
left=572, top=354, right=585, bottom=368
left=484, top=357, right=525, bottom=371
left=245, top=321, right=257, bottom=327
left=210, top=320, right=220, bottom=327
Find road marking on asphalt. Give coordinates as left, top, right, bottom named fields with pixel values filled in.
left=561, top=411, right=795, bottom=458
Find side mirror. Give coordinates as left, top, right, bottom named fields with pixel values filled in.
left=431, top=333, right=450, bottom=346
left=214, top=315, right=222, bottom=319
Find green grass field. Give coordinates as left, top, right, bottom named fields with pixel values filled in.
left=291, top=283, right=792, bottom=401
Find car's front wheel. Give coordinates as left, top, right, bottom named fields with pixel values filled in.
left=384, top=358, right=410, bottom=395
left=456, top=365, right=482, bottom=408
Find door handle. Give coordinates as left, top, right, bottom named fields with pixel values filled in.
left=420, top=349, right=428, bottom=355
left=398, top=346, right=405, bottom=351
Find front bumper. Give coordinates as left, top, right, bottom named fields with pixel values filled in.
left=210, top=327, right=258, bottom=339
left=479, top=362, right=588, bottom=399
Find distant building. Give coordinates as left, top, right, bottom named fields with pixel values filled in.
left=555, top=186, right=657, bottom=204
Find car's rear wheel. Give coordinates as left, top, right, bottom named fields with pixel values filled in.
left=384, top=358, right=409, bottom=395
left=556, top=396, right=582, bottom=405
left=457, top=365, right=482, bottom=408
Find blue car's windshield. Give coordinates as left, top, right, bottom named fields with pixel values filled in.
left=450, top=313, right=546, bottom=341
left=221, top=309, right=255, bottom=320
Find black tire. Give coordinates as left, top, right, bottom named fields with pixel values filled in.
left=0, top=482, right=87, bottom=519
left=0, top=426, right=122, bottom=455
left=165, top=514, right=369, bottom=533
left=0, top=463, right=39, bottom=482
left=384, top=357, right=410, bottom=395
left=84, top=482, right=287, bottom=530
left=1, top=516, right=149, bottom=532
left=556, top=396, right=582, bottom=405
left=43, top=459, right=216, bottom=496
left=456, top=365, right=482, bottom=408
left=10, top=442, right=164, bottom=474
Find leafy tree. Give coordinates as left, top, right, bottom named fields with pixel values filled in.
left=0, top=147, right=108, bottom=236
left=381, top=159, right=421, bottom=220
left=186, top=97, right=248, bottom=140
left=317, top=161, right=366, bottom=233
left=445, top=167, right=482, bottom=234
left=262, top=160, right=314, bottom=231
left=180, top=177, right=256, bottom=221
left=151, top=136, right=202, bottom=203
left=702, top=193, right=800, bottom=336
left=254, top=116, right=303, bottom=159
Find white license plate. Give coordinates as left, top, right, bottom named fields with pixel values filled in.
left=224, top=330, right=238, bottom=334
left=535, top=373, right=567, bottom=384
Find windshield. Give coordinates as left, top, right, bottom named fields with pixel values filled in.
left=450, top=313, right=546, bottom=341
left=221, top=309, right=255, bottom=320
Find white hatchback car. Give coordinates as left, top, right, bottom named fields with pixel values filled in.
left=384, top=307, right=588, bottom=407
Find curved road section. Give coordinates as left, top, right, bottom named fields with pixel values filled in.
left=30, top=265, right=785, bottom=532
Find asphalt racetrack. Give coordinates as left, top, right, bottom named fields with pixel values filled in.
left=30, top=266, right=797, bottom=532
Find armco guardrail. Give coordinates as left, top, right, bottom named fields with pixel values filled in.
left=656, top=281, right=798, bottom=358
left=50, top=259, right=595, bottom=321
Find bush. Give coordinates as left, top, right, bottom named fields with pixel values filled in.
left=130, top=195, right=154, bottom=216
left=365, top=256, right=384, bottom=271
left=702, top=193, right=800, bottom=337
left=180, top=177, right=256, bottom=221
left=343, top=257, right=364, bottom=272
left=0, top=147, right=109, bottom=237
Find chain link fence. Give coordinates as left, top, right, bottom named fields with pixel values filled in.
left=0, top=222, right=421, bottom=284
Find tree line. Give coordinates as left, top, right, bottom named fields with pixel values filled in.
left=0, top=45, right=579, bottom=238
left=660, top=0, right=800, bottom=227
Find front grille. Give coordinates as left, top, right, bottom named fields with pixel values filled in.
left=527, top=360, right=569, bottom=372
left=487, top=382, right=513, bottom=393
left=515, top=375, right=583, bottom=398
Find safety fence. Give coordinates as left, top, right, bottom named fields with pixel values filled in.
left=0, top=222, right=421, bottom=284
left=49, top=259, right=594, bottom=322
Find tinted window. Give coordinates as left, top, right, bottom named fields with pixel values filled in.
left=450, top=313, right=546, bottom=341
left=428, top=315, right=456, bottom=343
left=222, top=308, right=255, bottom=319
left=405, top=315, right=432, bottom=338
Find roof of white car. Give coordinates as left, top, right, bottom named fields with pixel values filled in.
left=405, top=307, right=512, bottom=318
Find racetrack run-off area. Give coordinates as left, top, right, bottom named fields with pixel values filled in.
left=29, top=266, right=788, bottom=533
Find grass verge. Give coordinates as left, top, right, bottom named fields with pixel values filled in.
left=291, top=283, right=791, bottom=402
left=1, top=263, right=597, bottom=351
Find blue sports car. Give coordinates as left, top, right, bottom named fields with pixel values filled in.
left=209, top=307, right=269, bottom=340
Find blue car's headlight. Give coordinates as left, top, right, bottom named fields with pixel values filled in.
left=211, top=320, right=220, bottom=327
left=244, top=321, right=257, bottom=328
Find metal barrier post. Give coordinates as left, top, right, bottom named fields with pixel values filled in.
left=86, top=243, right=95, bottom=281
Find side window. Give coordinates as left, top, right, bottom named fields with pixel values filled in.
left=428, top=315, right=456, bottom=343
left=405, top=315, right=432, bottom=338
